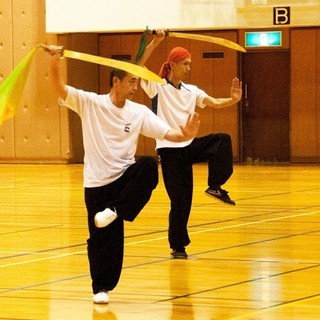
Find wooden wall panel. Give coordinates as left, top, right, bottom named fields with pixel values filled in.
left=317, top=30, right=320, bottom=158
left=12, top=0, right=62, bottom=161
left=0, top=0, right=14, bottom=158
left=0, top=0, right=82, bottom=163
left=290, top=29, right=318, bottom=161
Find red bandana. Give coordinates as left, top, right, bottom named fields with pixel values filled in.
left=159, top=47, right=191, bottom=78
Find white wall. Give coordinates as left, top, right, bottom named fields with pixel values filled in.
left=46, top=0, right=320, bottom=33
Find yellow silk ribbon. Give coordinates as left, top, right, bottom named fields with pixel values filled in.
left=0, top=47, right=165, bottom=126
left=63, top=50, right=165, bottom=83
left=168, top=32, right=246, bottom=52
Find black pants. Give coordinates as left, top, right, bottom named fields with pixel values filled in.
left=157, top=133, right=233, bottom=250
left=84, top=157, right=158, bottom=294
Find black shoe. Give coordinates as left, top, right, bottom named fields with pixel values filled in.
left=205, top=187, right=236, bottom=206
left=171, top=247, right=188, bottom=259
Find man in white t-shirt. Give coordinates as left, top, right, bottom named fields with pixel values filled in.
left=44, top=45, right=200, bottom=304
left=138, top=31, right=242, bottom=259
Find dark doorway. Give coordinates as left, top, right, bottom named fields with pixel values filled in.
left=241, top=51, right=290, bottom=163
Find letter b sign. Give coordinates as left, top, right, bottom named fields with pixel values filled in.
left=274, top=7, right=290, bottom=25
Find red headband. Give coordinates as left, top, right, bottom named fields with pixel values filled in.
left=159, top=47, right=191, bottom=78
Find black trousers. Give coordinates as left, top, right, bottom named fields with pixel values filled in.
left=84, top=156, right=158, bottom=294
left=157, top=133, right=233, bottom=250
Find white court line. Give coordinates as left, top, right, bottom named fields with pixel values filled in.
left=0, top=252, right=85, bottom=269
left=229, top=294, right=320, bottom=320
left=1, top=210, right=319, bottom=269
left=125, top=210, right=320, bottom=246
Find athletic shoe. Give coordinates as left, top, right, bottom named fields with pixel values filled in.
left=205, top=187, right=236, bottom=206
left=94, top=208, right=117, bottom=228
left=171, top=247, right=188, bottom=259
left=93, top=291, right=109, bottom=304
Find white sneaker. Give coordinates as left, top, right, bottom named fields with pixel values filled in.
left=93, top=291, right=109, bottom=304
left=94, top=208, right=117, bottom=228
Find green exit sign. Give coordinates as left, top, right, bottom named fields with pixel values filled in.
left=245, top=31, right=282, bottom=48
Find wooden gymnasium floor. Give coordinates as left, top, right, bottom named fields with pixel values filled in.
left=0, top=163, right=320, bottom=320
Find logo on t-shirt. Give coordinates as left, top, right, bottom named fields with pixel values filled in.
left=124, top=122, right=131, bottom=132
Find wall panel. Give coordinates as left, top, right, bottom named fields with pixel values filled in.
left=0, top=0, right=14, bottom=158
left=0, top=0, right=81, bottom=163
left=290, top=29, right=318, bottom=161
left=317, top=30, right=320, bottom=158
left=12, top=0, right=62, bottom=160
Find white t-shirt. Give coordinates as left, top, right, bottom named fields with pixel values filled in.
left=59, top=85, right=170, bottom=187
left=141, top=79, right=208, bottom=149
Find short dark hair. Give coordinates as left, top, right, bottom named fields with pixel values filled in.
left=109, top=68, right=128, bottom=87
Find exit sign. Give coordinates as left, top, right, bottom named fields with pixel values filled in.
left=245, top=31, right=282, bottom=48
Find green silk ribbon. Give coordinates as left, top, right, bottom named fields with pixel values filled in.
left=0, top=48, right=36, bottom=126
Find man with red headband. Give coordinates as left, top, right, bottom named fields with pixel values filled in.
left=138, top=30, right=242, bottom=259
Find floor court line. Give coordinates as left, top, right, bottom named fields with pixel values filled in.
left=229, top=293, right=320, bottom=320
left=1, top=209, right=319, bottom=270
left=125, top=209, right=320, bottom=246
